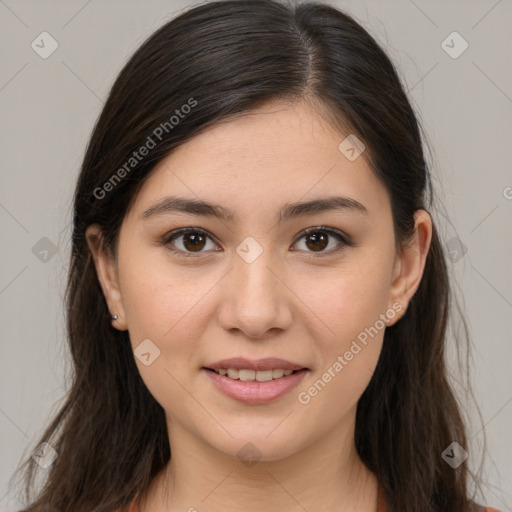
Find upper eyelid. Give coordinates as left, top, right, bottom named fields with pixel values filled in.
left=165, top=227, right=220, bottom=246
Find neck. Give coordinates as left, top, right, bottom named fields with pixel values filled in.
left=139, top=409, right=380, bottom=512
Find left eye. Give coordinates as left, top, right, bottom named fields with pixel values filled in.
left=162, top=227, right=350, bottom=258
left=292, top=227, right=349, bottom=256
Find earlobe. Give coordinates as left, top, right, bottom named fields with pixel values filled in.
left=85, top=224, right=128, bottom=331
left=387, top=209, right=432, bottom=326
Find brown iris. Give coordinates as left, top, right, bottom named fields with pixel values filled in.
left=182, top=232, right=207, bottom=252
left=304, top=231, right=329, bottom=252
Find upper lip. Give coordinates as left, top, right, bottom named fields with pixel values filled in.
left=203, top=357, right=307, bottom=371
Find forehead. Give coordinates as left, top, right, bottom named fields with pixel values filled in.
left=128, top=100, right=389, bottom=220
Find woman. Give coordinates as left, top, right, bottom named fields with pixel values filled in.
left=12, top=1, right=502, bottom=511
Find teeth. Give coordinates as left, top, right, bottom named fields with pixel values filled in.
left=213, top=368, right=298, bottom=381
left=227, top=369, right=239, bottom=379
left=239, top=369, right=255, bottom=381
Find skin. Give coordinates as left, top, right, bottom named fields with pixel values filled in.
left=86, top=99, right=432, bottom=512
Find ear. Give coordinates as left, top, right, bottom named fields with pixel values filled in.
left=85, top=224, right=128, bottom=331
left=386, top=209, right=432, bottom=326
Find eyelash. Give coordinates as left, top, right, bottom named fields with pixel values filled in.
left=160, top=226, right=353, bottom=259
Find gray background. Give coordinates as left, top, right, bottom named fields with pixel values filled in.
left=0, top=0, right=511, bottom=510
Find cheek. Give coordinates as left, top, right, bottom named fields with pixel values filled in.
left=119, top=264, right=207, bottom=418
left=116, top=248, right=209, bottom=391
left=292, top=250, right=393, bottom=405
left=299, top=249, right=394, bottom=349
left=293, top=276, right=389, bottom=422
left=118, top=242, right=211, bottom=340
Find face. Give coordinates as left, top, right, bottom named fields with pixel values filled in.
left=87, top=99, right=430, bottom=463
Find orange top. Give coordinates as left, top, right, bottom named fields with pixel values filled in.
left=119, top=487, right=501, bottom=512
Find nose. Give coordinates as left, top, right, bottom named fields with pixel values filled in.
left=217, top=248, right=293, bottom=340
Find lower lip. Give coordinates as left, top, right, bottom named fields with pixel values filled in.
left=201, top=368, right=308, bottom=405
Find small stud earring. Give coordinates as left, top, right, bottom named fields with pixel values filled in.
left=111, top=314, right=118, bottom=320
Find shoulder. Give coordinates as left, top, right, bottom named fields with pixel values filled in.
left=114, top=499, right=139, bottom=512
left=469, top=503, right=502, bottom=512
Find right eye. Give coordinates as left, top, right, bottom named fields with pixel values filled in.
left=162, top=227, right=221, bottom=257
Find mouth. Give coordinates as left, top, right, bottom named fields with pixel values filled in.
left=201, top=365, right=309, bottom=404
left=202, top=367, right=305, bottom=382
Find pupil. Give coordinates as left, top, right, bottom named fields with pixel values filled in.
left=184, top=233, right=205, bottom=252
left=307, top=232, right=328, bottom=251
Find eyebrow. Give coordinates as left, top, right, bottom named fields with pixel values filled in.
left=140, top=195, right=368, bottom=223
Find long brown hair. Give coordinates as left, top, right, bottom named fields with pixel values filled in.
left=10, top=1, right=488, bottom=510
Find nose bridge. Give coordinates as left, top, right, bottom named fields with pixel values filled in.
left=236, top=246, right=277, bottom=300
left=218, top=236, right=292, bottom=337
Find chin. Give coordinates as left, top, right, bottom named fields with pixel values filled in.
left=204, top=426, right=304, bottom=464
